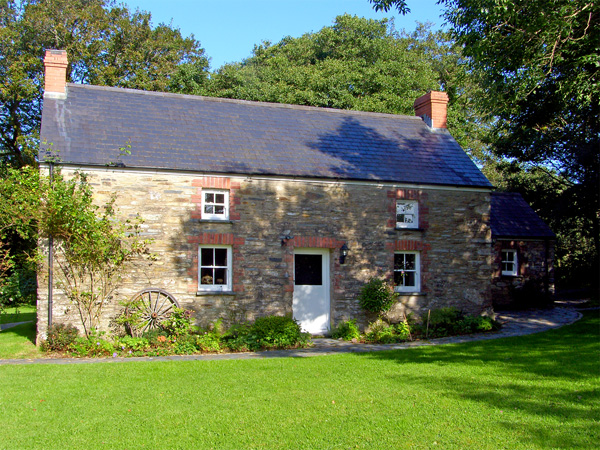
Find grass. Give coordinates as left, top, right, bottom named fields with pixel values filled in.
left=0, top=306, right=40, bottom=360
left=0, top=311, right=597, bottom=449
left=0, top=305, right=36, bottom=325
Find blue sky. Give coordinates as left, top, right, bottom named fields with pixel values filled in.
left=121, top=0, right=445, bottom=70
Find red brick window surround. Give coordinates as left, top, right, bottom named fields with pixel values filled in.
left=187, top=233, right=245, bottom=293
left=387, top=189, right=429, bottom=230
left=386, top=240, right=431, bottom=293
left=191, top=177, right=241, bottom=221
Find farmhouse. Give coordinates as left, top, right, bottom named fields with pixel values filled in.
left=37, top=50, right=552, bottom=340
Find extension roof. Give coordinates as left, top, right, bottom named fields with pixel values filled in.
left=40, top=84, right=492, bottom=188
left=491, top=192, right=555, bottom=239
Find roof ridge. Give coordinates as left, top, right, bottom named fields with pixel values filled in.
left=65, top=83, right=424, bottom=122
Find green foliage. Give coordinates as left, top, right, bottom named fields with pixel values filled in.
left=41, top=322, right=79, bottom=352
left=245, top=315, right=309, bottom=351
left=38, top=170, right=151, bottom=337
left=331, top=319, right=361, bottom=341
left=0, top=0, right=209, bottom=167
left=0, top=266, right=37, bottom=308
left=357, top=277, right=398, bottom=315
left=444, top=0, right=600, bottom=288
left=420, top=307, right=500, bottom=338
left=160, top=308, right=194, bottom=337
left=194, top=332, right=223, bottom=353
left=364, top=318, right=411, bottom=344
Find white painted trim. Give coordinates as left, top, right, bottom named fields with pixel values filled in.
left=394, top=251, right=421, bottom=292
left=501, top=249, right=518, bottom=277
left=200, top=189, right=229, bottom=221
left=41, top=163, right=493, bottom=193
left=198, top=245, right=232, bottom=292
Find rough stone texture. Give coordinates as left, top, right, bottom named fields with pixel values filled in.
left=491, top=239, right=555, bottom=308
left=37, top=168, right=493, bottom=341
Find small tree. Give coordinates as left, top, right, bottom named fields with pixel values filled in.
left=358, top=277, right=399, bottom=317
left=38, top=170, right=151, bottom=336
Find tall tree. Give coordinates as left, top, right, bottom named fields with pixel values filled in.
left=373, top=0, right=600, bottom=288
left=0, top=0, right=209, bottom=167
left=201, top=15, right=490, bottom=161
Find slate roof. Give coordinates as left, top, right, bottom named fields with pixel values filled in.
left=491, top=192, right=555, bottom=239
left=40, top=84, right=492, bottom=188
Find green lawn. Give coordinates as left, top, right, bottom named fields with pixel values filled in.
left=0, top=312, right=598, bottom=450
left=0, top=305, right=36, bottom=325
left=0, top=306, right=40, bottom=360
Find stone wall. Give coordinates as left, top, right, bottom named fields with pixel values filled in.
left=37, top=167, right=493, bottom=341
left=491, top=239, right=555, bottom=309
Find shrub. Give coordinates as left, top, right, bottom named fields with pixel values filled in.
left=70, top=332, right=114, bottom=357
left=115, top=336, right=150, bottom=352
left=195, top=332, right=222, bottom=353
left=161, top=307, right=194, bottom=336
left=42, top=323, right=79, bottom=352
left=365, top=318, right=410, bottom=344
left=421, top=307, right=463, bottom=338
left=420, top=308, right=501, bottom=338
left=358, top=277, right=398, bottom=315
left=331, top=319, right=361, bottom=341
left=248, top=315, right=309, bottom=350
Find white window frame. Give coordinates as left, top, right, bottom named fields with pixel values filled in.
left=394, top=251, right=420, bottom=292
left=198, top=245, right=232, bottom=292
left=201, top=189, right=229, bottom=220
left=396, top=200, right=419, bottom=229
left=501, top=249, right=518, bottom=276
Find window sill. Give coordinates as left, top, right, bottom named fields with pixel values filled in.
left=394, top=291, right=426, bottom=296
left=197, top=219, right=235, bottom=224
left=196, top=290, right=236, bottom=296
left=395, top=227, right=426, bottom=232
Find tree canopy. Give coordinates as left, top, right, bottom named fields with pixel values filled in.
left=0, top=0, right=209, bottom=167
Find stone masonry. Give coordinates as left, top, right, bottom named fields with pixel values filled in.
left=37, top=167, right=493, bottom=340
left=491, top=239, right=555, bottom=308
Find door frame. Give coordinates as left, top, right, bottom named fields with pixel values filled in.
left=292, top=247, right=331, bottom=334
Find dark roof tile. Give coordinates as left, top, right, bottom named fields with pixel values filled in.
left=40, top=84, right=492, bottom=187
left=491, top=192, right=555, bottom=238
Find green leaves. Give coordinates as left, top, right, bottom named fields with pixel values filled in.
left=0, top=0, right=209, bottom=167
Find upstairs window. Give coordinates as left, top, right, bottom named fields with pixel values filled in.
left=394, top=252, right=420, bottom=292
left=396, top=201, right=418, bottom=229
left=202, top=190, right=229, bottom=220
left=501, top=249, right=518, bottom=276
left=198, top=246, right=232, bottom=291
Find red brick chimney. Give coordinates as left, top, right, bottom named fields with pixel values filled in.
left=414, top=91, right=449, bottom=129
left=43, top=49, right=68, bottom=97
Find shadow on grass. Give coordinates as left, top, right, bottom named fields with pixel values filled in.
left=355, top=311, right=600, bottom=449
left=0, top=320, right=37, bottom=343
left=0, top=311, right=36, bottom=325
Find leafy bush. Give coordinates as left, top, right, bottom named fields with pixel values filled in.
left=42, top=323, right=79, bottom=352
left=358, top=277, right=398, bottom=315
left=331, top=319, right=361, bottom=341
left=421, top=307, right=463, bottom=338
left=246, top=315, right=309, bottom=350
left=0, top=268, right=37, bottom=308
left=194, top=332, right=222, bottom=353
left=420, top=308, right=500, bottom=338
left=70, top=332, right=115, bottom=357
left=161, top=308, right=194, bottom=336
left=364, top=318, right=411, bottom=344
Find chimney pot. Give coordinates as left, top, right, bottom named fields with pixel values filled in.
left=414, top=91, right=449, bottom=129
left=43, top=49, right=68, bottom=97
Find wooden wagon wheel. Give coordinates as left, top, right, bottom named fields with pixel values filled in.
left=125, top=288, right=179, bottom=336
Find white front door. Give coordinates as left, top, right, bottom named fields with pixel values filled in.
left=293, top=248, right=330, bottom=334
